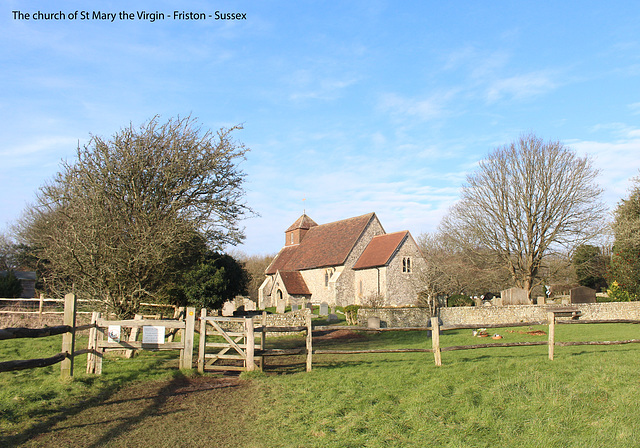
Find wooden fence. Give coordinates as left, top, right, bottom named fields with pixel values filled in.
left=86, top=307, right=195, bottom=374
left=4, top=302, right=639, bottom=377
left=0, top=297, right=194, bottom=378
left=198, top=310, right=313, bottom=373
left=0, top=296, right=178, bottom=319
left=0, top=294, right=94, bottom=378
left=289, top=308, right=640, bottom=369
left=429, top=309, right=640, bottom=365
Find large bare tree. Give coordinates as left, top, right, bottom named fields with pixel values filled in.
left=440, top=133, right=605, bottom=299
left=17, top=116, right=253, bottom=316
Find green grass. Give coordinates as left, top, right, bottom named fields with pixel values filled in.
left=254, top=323, right=640, bottom=447
left=0, top=334, right=186, bottom=440
left=2, top=323, right=640, bottom=447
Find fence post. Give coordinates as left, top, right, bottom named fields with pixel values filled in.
left=431, top=317, right=441, bottom=366
left=259, top=311, right=267, bottom=372
left=245, top=317, right=255, bottom=372
left=306, top=311, right=313, bottom=372
left=86, top=311, right=99, bottom=374
left=168, top=306, right=185, bottom=342
left=95, top=312, right=104, bottom=375
left=181, top=307, right=196, bottom=369
left=125, top=314, right=142, bottom=359
left=198, top=308, right=207, bottom=373
left=548, top=312, right=555, bottom=360
left=38, top=293, right=44, bottom=324
left=60, top=293, right=77, bottom=379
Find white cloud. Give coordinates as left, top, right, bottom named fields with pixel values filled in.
left=569, top=132, right=640, bottom=209
left=378, top=90, right=458, bottom=122
left=286, top=69, right=359, bottom=101
left=0, top=136, right=77, bottom=165
left=629, top=102, right=640, bottom=115
left=486, top=71, right=558, bottom=103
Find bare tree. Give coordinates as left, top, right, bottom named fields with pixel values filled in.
left=0, top=233, right=15, bottom=271
left=415, top=231, right=511, bottom=311
left=17, top=116, right=253, bottom=316
left=233, top=251, right=276, bottom=302
left=440, top=133, right=605, bottom=300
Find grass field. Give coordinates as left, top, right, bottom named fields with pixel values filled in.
left=1, top=323, right=639, bottom=447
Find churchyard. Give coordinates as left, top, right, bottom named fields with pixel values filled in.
left=1, top=317, right=639, bottom=447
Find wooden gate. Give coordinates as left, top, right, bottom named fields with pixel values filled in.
left=86, top=307, right=196, bottom=374
left=197, top=309, right=263, bottom=373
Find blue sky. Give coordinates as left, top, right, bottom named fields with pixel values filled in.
left=2, top=1, right=639, bottom=255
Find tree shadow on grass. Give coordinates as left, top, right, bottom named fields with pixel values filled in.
left=78, top=373, right=233, bottom=448
left=3, top=372, right=244, bottom=448
left=0, top=353, right=179, bottom=448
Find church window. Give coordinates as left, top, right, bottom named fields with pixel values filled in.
left=325, top=268, right=335, bottom=287
left=403, top=257, right=412, bottom=273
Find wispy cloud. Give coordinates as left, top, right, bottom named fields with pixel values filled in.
left=485, top=71, right=558, bottom=103
left=569, top=128, right=640, bottom=209
left=0, top=136, right=77, bottom=164
left=287, top=73, right=359, bottom=101
left=377, top=90, right=458, bottom=122
left=629, top=102, right=640, bottom=115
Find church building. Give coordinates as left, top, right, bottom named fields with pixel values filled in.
left=258, top=212, right=425, bottom=310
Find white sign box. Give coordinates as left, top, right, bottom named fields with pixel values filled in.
left=107, top=325, right=121, bottom=343
left=142, top=325, right=165, bottom=344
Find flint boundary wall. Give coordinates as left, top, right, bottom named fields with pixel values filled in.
left=216, top=309, right=309, bottom=336
left=357, top=307, right=431, bottom=328
left=357, top=302, right=640, bottom=328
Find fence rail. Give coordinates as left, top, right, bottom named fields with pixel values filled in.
left=0, top=294, right=88, bottom=377
left=86, top=307, right=195, bottom=374
left=309, top=310, right=640, bottom=367
left=3, top=303, right=639, bottom=377
left=0, top=297, right=179, bottom=320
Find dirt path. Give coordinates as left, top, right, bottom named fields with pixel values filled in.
left=8, top=375, right=261, bottom=448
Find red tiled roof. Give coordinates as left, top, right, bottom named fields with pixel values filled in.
left=278, top=271, right=311, bottom=295
left=352, top=231, right=408, bottom=270
left=266, top=213, right=376, bottom=274
left=285, top=214, right=318, bottom=232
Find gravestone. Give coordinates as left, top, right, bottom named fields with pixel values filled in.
left=320, top=302, right=329, bottom=316
left=367, top=316, right=381, bottom=329
left=276, top=297, right=286, bottom=314
left=291, top=303, right=299, bottom=312
left=536, top=296, right=546, bottom=305
left=243, top=298, right=256, bottom=311
left=500, top=287, right=529, bottom=305
left=222, top=301, right=236, bottom=317
left=306, top=302, right=313, bottom=311
left=570, top=286, right=596, bottom=304
left=328, top=313, right=339, bottom=323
